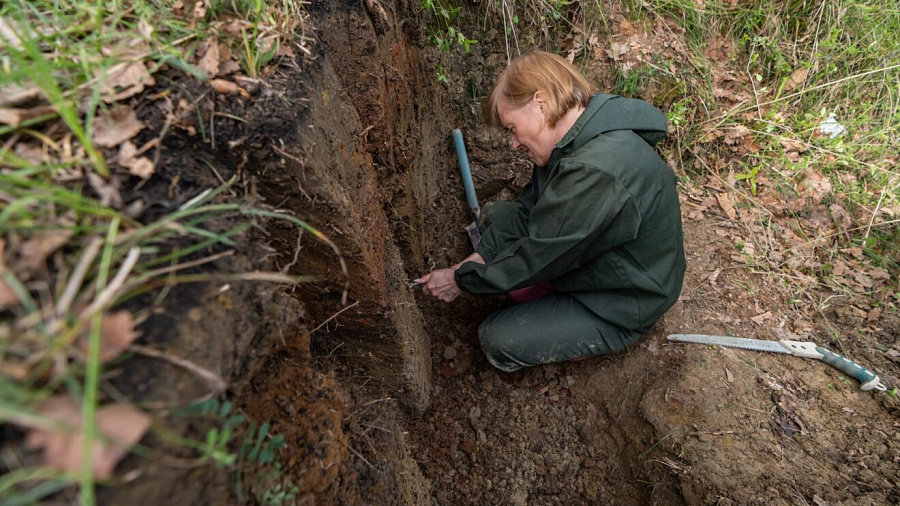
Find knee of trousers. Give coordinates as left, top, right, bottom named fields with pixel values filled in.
left=477, top=318, right=524, bottom=372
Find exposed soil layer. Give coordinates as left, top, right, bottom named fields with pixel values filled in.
left=91, top=0, right=900, bottom=505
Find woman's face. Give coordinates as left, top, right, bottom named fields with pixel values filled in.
left=496, top=94, right=555, bottom=167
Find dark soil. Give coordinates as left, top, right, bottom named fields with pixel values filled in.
left=89, top=0, right=900, bottom=505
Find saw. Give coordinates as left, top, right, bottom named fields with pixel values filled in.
left=667, top=334, right=886, bottom=391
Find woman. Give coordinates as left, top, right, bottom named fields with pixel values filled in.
left=419, top=51, right=685, bottom=372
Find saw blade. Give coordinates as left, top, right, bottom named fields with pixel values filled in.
left=667, top=334, right=791, bottom=354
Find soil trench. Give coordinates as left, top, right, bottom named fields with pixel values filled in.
left=101, top=0, right=900, bottom=504
left=234, top=1, right=693, bottom=504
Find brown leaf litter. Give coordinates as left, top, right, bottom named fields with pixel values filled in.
left=0, top=239, right=19, bottom=309
left=93, top=104, right=145, bottom=148
left=116, top=140, right=155, bottom=179
left=24, top=396, right=151, bottom=479
left=76, top=310, right=142, bottom=361
left=98, top=60, right=157, bottom=103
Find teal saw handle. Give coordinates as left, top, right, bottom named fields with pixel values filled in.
left=452, top=128, right=480, bottom=217
left=816, top=346, right=885, bottom=391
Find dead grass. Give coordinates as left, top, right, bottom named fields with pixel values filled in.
left=0, top=1, right=330, bottom=503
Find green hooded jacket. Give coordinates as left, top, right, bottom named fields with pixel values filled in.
left=454, top=93, right=686, bottom=331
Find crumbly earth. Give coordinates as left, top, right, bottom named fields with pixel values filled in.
left=89, top=0, right=899, bottom=505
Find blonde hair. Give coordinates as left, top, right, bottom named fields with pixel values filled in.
left=485, top=51, right=594, bottom=128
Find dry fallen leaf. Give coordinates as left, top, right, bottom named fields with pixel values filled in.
left=116, top=141, right=156, bottom=178
left=0, top=105, right=57, bottom=127
left=12, top=228, right=73, bottom=281
left=715, top=192, right=737, bottom=220
left=209, top=79, right=250, bottom=98
left=750, top=311, right=772, bottom=325
left=724, top=125, right=750, bottom=145
left=784, top=67, right=809, bottom=93
left=93, top=105, right=145, bottom=148
left=0, top=86, right=43, bottom=108
left=98, top=61, right=156, bottom=103
left=802, top=168, right=833, bottom=202
left=25, top=396, right=151, bottom=479
left=606, top=41, right=629, bottom=61
left=77, top=311, right=140, bottom=361
left=197, top=39, right=220, bottom=78
left=138, top=19, right=154, bottom=39
left=193, top=0, right=208, bottom=18
left=219, top=19, right=254, bottom=39
left=0, top=239, right=19, bottom=308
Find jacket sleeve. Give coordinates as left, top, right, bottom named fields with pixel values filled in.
left=474, top=182, right=535, bottom=261
left=455, top=164, right=641, bottom=294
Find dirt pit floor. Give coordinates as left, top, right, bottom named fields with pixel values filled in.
left=91, top=0, right=900, bottom=505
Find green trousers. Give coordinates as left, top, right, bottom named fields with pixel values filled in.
left=476, top=202, right=645, bottom=372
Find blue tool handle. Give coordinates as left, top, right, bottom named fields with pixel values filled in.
left=452, top=129, right=479, bottom=214
left=816, top=346, right=883, bottom=391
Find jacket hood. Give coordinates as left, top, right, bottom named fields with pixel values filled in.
left=556, top=93, right=668, bottom=155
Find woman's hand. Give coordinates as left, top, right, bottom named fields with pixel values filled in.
left=419, top=269, right=460, bottom=302
left=419, top=253, right=485, bottom=303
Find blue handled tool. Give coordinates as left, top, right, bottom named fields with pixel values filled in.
left=668, top=334, right=887, bottom=391
left=452, top=128, right=482, bottom=248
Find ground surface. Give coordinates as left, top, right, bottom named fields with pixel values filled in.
left=79, top=0, right=899, bottom=504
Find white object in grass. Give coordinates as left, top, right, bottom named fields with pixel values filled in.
left=818, top=114, right=846, bottom=138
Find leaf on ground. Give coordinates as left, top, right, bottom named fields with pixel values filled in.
left=24, top=396, right=151, bottom=479
left=99, top=311, right=140, bottom=359
left=86, top=172, right=124, bottom=209
left=606, top=41, right=629, bottom=61
left=783, top=68, right=808, bottom=93
left=93, top=105, right=145, bottom=148
left=219, top=19, right=254, bottom=39
left=193, top=0, right=208, bottom=19
left=12, top=228, right=73, bottom=281
left=197, top=39, right=220, bottom=78
left=78, top=311, right=141, bottom=361
left=867, top=307, right=882, bottom=323
left=724, top=125, right=750, bottom=145
left=832, top=260, right=849, bottom=277
left=138, top=19, right=154, bottom=39
left=98, top=61, right=156, bottom=103
left=210, top=79, right=250, bottom=98
left=0, top=105, right=56, bottom=127
left=750, top=311, right=772, bottom=325
left=218, top=60, right=242, bottom=76
left=0, top=86, right=43, bottom=108
left=801, top=168, right=832, bottom=202
left=117, top=141, right=155, bottom=178
left=715, top=192, right=737, bottom=220
left=0, top=239, right=19, bottom=308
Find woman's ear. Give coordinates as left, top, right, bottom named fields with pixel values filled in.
left=532, top=91, right=546, bottom=117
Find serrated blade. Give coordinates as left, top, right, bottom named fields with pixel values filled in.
left=667, top=334, right=791, bottom=354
